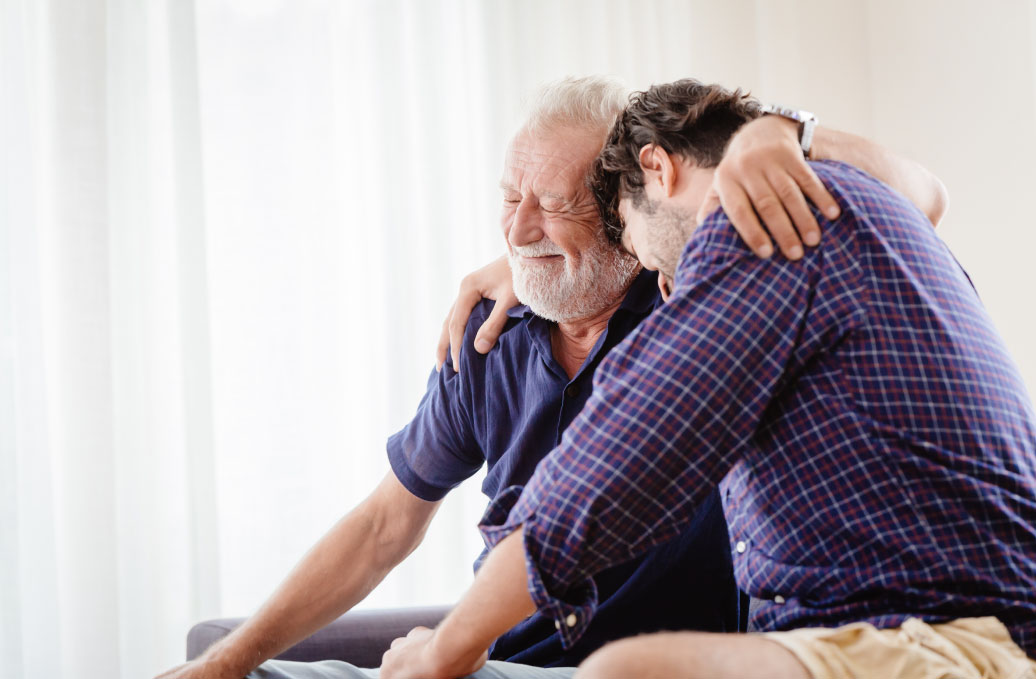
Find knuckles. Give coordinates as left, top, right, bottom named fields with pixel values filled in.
left=774, top=181, right=804, bottom=202
left=751, top=194, right=782, bottom=215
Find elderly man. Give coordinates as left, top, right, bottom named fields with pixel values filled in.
left=159, top=76, right=946, bottom=679
left=381, top=80, right=1036, bottom=679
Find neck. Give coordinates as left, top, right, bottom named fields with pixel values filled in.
left=550, top=297, right=625, bottom=380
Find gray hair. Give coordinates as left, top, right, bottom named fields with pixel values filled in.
left=521, top=75, right=629, bottom=136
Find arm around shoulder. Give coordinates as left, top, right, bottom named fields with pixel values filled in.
left=811, top=127, right=948, bottom=227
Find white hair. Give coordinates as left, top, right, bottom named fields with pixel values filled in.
left=521, top=75, right=629, bottom=136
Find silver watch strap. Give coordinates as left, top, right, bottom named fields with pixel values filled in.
left=760, top=104, right=818, bottom=158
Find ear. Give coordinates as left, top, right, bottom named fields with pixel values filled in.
left=636, top=144, right=678, bottom=198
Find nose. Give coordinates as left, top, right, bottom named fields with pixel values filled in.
left=507, top=197, right=545, bottom=248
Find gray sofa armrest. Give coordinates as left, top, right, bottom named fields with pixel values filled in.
left=187, top=606, right=451, bottom=669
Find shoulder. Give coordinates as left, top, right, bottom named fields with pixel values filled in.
left=810, top=160, right=927, bottom=225
left=463, top=298, right=525, bottom=339
left=447, top=298, right=527, bottom=373
left=464, top=298, right=496, bottom=332
left=809, top=159, right=880, bottom=188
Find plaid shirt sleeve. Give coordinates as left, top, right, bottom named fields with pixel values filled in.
left=480, top=214, right=855, bottom=646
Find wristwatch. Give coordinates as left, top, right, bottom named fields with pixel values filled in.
left=760, top=104, right=818, bottom=158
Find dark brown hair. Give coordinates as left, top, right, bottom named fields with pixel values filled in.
left=592, top=79, right=762, bottom=242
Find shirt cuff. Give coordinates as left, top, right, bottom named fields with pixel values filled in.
left=386, top=438, right=451, bottom=502
left=479, top=484, right=600, bottom=648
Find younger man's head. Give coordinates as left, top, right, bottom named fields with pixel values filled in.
left=591, top=79, right=761, bottom=281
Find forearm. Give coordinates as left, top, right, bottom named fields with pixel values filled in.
left=812, top=127, right=948, bottom=226
left=201, top=478, right=438, bottom=675
left=428, top=529, right=535, bottom=673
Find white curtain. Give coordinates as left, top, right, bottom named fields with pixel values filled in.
left=3, top=1, right=1036, bottom=677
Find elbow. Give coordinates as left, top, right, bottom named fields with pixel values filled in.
left=365, top=499, right=434, bottom=568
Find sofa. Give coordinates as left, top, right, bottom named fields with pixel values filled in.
left=186, top=606, right=451, bottom=669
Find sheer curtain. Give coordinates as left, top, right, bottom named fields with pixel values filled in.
left=2, top=0, right=219, bottom=675
left=3, top=1, right=1036, bottom=677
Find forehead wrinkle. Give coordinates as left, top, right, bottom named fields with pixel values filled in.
left=507, top=134, right=593, bottom=169
left=503, top=130, right=601, bottom=208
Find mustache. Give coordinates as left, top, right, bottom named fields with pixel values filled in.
left=510, top=240, right=564, bottom=257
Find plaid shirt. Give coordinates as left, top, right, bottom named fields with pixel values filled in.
left=480, top=161, right=1036, bottom=657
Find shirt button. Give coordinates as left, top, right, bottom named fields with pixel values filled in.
left=554, top=619, right=561, bottom=630
left=774, top=595, right=786, bottom=605
left=564, top=384, right=579, bottom=399
left=566, top=613, right=578, bottom=627
left=735, top=540, right=747, bottom=554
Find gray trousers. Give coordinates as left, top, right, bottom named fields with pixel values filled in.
left=248, top=659, right=576, bottom=679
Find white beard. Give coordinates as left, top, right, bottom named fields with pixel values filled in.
left=509, top=229, right=641, bottom=323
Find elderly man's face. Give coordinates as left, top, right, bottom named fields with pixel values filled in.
left=500, top=124, right=639, bottom=322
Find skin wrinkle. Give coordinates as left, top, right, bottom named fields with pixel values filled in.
left=501, top=124, right=640, bottom=329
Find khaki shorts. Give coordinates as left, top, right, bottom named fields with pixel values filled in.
left=763, top=617, right=1036, bottom=679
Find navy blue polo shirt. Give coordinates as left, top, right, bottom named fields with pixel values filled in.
left=387, top=269, right=738, bottom=667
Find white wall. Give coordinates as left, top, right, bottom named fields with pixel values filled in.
left=465, top=0, right=1036, bottom=390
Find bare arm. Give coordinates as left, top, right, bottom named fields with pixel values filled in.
left=156, top=472, right=441, bottom=678
left=811, top=126, right=948, bottom=226
left=381, top=528, right=533, bottom=679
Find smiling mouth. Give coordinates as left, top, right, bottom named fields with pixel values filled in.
left=521, top=254, right=563, bottom=262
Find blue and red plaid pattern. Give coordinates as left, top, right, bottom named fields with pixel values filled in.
left=480, top=161, right=1036, bottom=657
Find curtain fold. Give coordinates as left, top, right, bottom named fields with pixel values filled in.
left=1, top=7, right=62, bottom=678
left=2, top=0, right=220, bottom=674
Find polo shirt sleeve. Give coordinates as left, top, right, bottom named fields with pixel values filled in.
left=386, top=316, right=487, bottom=502
left=480, top=209, right=856, bottom=646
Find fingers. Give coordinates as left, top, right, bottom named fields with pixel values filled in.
left=436, top=302, right=456, bottom=371
left=740, top=174, right=804, bottom=260
left=790, top=161, right=841, bottom=224
left=448, top=287, right=483, bottom=371
left=713, top=179, right=774, bottom=259
left=711, top=113, right=842, bottom=261
left=437, top=254, right=516, bottom=371
left=387, top=627, right=429, bottom=650
left=475, top=298, right=510, bottom=354
left=765, top=170, right=818, bottom=254
left=716, top=163, right=836, bottom=261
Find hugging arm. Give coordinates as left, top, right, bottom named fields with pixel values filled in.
left=436, top=116, right=946, bottom=368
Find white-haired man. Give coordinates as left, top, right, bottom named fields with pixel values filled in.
left=158, top=76, right=946, bottom=679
